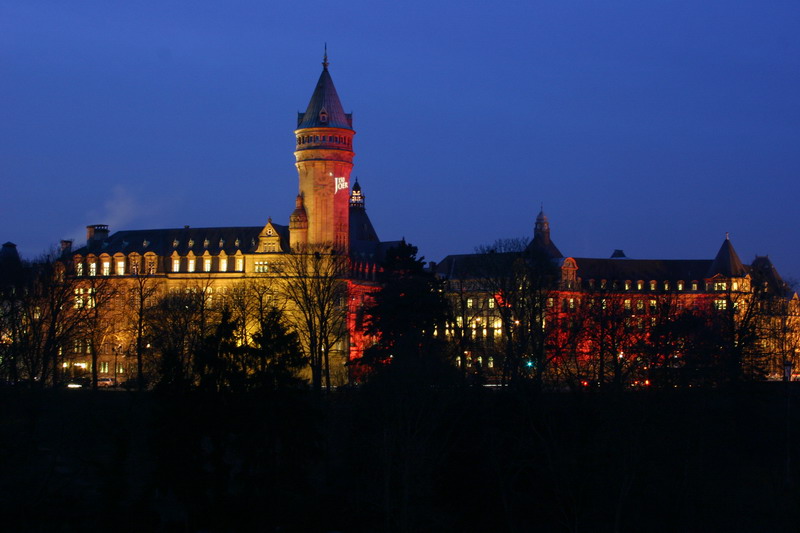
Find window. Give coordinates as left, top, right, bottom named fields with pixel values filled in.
left=546, top=297, right=554, bottom=308
left=624, top=299, right=631, bottom=310
left=76, top=263, right=84, bottom=276
left=677, top=281, right=684, bottom=291
left=649, top=281, right=656, bottom=291
left=116, top=364, right=125, bottom=374
left=172, top=259, right=180, bottom=272
left=255, top=261, right=268, bottom=273
left=637, top=281, right=643, bottom=290
left=131, top=261, right=139, bottom=275
left=649, top=299, right=657, bottom=312
left=692, top=282, right=698, bottom=291
left=74, top=288, right=84, bottom=309
left=220, top=258, right=228, bottom=272
left=116, top=260, right=125, bottom=276
left=488, top=298, right=495, bottom=309
left=569, top=298, right=575, bottom=310
left=714, top=299, right=728, bottom=310
left=732, top=281, right=739, bottom=291
left=102, top=262, right=110, bottom=276
left=663, top=281, right=669, bottom=291
left=236, top=258, right=244, bottom=272
left=624, top=281, right=631, bottom=290
left=714, top=282, right=728, bottom=291
left=466, top=298, right=474, bottom=309
left=204, top=258, right=212, bottom=272
left=147, top=259, right=156, bottom=274
left=188, top=259, right=196, bottom=272
left=636, top=300, right=644, bottom=311
left=100, top=362, right=109, bottom=374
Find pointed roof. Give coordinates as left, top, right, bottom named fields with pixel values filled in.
left=707, top=235, right=747, bottom=277
left=297, top=53, right=353, bottom=130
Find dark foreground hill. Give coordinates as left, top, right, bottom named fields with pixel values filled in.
left=2, top=384, right=799, bottom=532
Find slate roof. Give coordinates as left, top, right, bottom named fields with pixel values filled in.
left=71, top=225, right=289, bottom=257
left=707, top=238, right=747, bottom=277
left=297, top=64, right=353, bottom=130
left=571, top=258, right=713, bottom=283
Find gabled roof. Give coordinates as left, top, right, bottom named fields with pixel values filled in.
left=71, top=225, right=289, bottom=257
left=707, top=237, right=747, bottom=277
left=297, top=64, right=353, bottom=130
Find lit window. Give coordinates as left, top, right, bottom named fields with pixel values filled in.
left=172, top=259, right=180, bottom=272
left=76, top=263, right=84, bottom=276
left=467, top=298, right=474, bottom=309
left=220, top=258, right=228, bottom=272
left=624, top=299, right=631, bottom=310
left=569, top=298, right=575, bottom=309
left=488, top=357, right=494, bottom=369
left=188, top=259, right=196, bottom=272
left=100, top=362, right=109, bottom=374
left=649, top=281, right=656, bottom=291
left=147, top=260, right=156, bottom=274
left=601, top=280, right=607, bottom=289
left=636, top=300, right=644, bottom=311
left=204, top=258, right=212, bottom=272
left=117, top=364, right=125, bottom=374
left=677, top=282, right=684, bottom=291
left=714, top=299, right=728, bottom=310
left=714, top=282, right=728, bottom=291
left=102, top=262, right=110, bottom=276
left=236, top=258, right=244, bottom=272
left=116, top=260, right=125, bottom=276
left=637, top=281, right=643, bottom=290
left=488, top=298, right=495, bottom=309
left=255, top=261, right=268, bottom=273
left=692, top=282, right=698, bottom=291
left=546, top=297, right=554, bottom=308
left=732, top=281, right=739, bottom=291
left=131, top=261, right=139, bottom=275
left=624, top=281, right=631, bottom=290
left=74, top=288, right=84, bottom=309
left=664, top=281, right=669, bottom=291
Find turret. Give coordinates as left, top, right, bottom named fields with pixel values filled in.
left=289, top=194, right=309, bottom=249
left=293, top=48, right=354, bottom=251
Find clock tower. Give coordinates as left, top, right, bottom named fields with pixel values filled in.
left=293, top=50, right=354, bottom=250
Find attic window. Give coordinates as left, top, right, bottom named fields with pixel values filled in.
left=188, top=239, right=195, bottom=248
left=235, top=238, right=240, bottom=248
left=319, top=108, right=328, bottom=123
left=143, top=240, right=150, bottom=248
left=204, top=239, right=209, bottom=248
left=219, top=239, right=225, bottom=248
left=173, top=240, right=179, bottom=248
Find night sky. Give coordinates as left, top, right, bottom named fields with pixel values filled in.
left=3, top=1, right=799, bottom=281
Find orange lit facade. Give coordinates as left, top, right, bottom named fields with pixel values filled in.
left=59, top=56, right=393, bottom=385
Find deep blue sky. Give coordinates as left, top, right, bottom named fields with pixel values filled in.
left=3, top=1, right=799, bottom=281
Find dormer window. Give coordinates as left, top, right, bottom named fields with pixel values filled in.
left=319, top=108, right=328, bottom=123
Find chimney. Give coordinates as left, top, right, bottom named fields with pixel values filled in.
left=60, top=239, right=73, bottom=254
left=86, top=224, right=109, bottom=245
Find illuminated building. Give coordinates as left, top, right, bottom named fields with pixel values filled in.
left=436, top=210, right=800, bottom=384
left=60, top=53, right=393, bottom=385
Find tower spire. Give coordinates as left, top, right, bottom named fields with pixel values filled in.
left=322, top=43, right=328, bottom=70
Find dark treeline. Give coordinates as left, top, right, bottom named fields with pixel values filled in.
left=2, top=384, right=800, bottom=532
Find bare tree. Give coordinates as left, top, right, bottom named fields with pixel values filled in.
left=278, top=243, right=349, bottom=392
